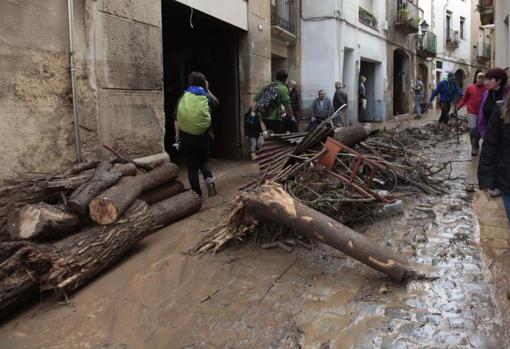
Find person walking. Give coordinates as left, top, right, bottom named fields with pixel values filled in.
left=244, top=109, right=264, bottom=161
left=454, top=72, right=486, bottom=156
left=333, top=81, right=349, bottom=126
left=309, top=89, right=334, bottom=130
left=286, top=80, right=300, bottom=132
left=478, top=92, right=510, bottom=227
left=174, top=71, right=218, bottom=197
left=359, top=76, right=367, bottom=121
left=429, top=72, right=463, bottom=129
left=477, top=68, right=509, bottom=140
left=252, top=69, right=294, bottom=134
left=413, top=77, right=425, bottom=119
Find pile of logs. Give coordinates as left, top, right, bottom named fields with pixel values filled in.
left=0, top=153, right=202, bottom=318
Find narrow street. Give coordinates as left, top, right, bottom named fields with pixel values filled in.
left=1, top=115, right=509, bottom=349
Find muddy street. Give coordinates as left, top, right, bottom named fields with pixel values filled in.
left=1, top=121, right=509, bottom=349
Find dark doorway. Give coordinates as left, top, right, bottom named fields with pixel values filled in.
left=359, top=60, right=377, bottom=122
left=393, top=48, right=410, bottom=116
left=162, top=0, right=242, bottom=160
left=455, top=68, right=466, bottom=91
left=418, top=63, right=429, bottom=99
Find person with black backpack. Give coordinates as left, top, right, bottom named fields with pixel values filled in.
left=251, top=69, right=294, bottom=134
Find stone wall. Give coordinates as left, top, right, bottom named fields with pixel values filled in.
left=0, top=0, right=165, bottom=184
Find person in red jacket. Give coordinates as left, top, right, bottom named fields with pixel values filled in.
left=455, top=72, right=486, bottom=156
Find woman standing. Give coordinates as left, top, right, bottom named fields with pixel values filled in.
left=477, top=68, right=508, bottom=140
left=478, top=93, right=510, bottom=225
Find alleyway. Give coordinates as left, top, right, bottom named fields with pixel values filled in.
left=1, top=117, right=510, bottom=349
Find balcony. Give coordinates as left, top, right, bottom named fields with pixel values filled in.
left=417, top=31, right=437, bottom=58
left=395, top=1, right=420, bottom=34
left=477, top=0, right=494, bottom=25
left=359, top=6, right=378, bottom=29
left=271, top=0, right=296, bottom=43
left=477, top=42, right=492, bottom=63
left=446, top=29, right=460, bottom=50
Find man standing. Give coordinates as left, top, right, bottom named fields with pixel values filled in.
left=413, top=76, right=425, bottom=119
left=287, top=80, right=300, bottom=132
left=429, top=72, right=463, bottom=129
left=333, top=81, right=349, bottom=126
left=359, top=76, right=367, bottom=121
left=175, top=71, right=218, bottom=197
left=455, top=72, right=486, bottom=156
left=252, top=69, right=294, bottom=134
left=309, top=90, right=334, bottom=130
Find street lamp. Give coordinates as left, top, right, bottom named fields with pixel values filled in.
left=419, top=20, right=429, bottom=49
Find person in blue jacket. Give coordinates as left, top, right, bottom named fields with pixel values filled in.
left=429, top=72, right=464, bottom=127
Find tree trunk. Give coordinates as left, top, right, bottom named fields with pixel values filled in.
left=138, top=181, right=185, bottom=205
left=6, top=203, right=82, bottom=240
left=132, top=153, right=170, bottom=171
left=68, top=162, right=123, bottom=214
left=149, top=190, right=202, bottom=227
left=333, top=124, right=368, bottom=147
left=89, top=163, right=179, bottom=225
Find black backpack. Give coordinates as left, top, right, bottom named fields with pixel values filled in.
left=255, top=82, right=280, bottom=117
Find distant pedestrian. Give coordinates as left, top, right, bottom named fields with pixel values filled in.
left=309, top=90, right=334, bottom=130
left=413, top=77, right=425, bottom=119
left=244, top=109, right=264, bottom=160
left=175, top=71, right=218, bottom=197
left=429, top=72, right=463, bottom=130
left=252, top=69, right=294, bottom=134
left=477, top=68, right=509, bottom=140
left=286, top=80, right=300, bottom=132
left=454, top=72, right=486, bottom=156
left=333, top=81, right=349, bottom=126
left=478, top=91, right=510, bottom=226
left=359, top=76, right=368, bottom=120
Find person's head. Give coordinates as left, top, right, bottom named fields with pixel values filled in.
left=188, top=71, right=206, bottom=88
left=288, top=79, right=297, bottom=90
left=318, top=90, right=326, bottom=100
left=360, top=75, right=367, bottom=83
left=335, top=81, right=343, bottom=89
left=485, top=68, right=508, bottom=91
left=475, top=72, right=485, bottom=86
left=447, top=72, right=455, bottom=82
left=416, top=76, right=422, bottom=81
left=275, top=69, right=289, bottom=84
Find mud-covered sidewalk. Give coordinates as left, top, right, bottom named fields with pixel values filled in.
left=1, top=120, right=510, bottom=349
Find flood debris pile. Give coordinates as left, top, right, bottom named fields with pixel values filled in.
left=0, top=152, right=202, bottom=318
left=190, top=122, right=464, bottom=281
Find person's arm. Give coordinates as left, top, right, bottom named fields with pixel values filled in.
left=478, top=108, right=502, bottom=190
left=456, top=86, right=470, bottom=111
left=174, top=120, right=180, bottom=139
left=429, top=82, right=440, bottom=102
left=477, top=92, right=488, bottom=138
left=455, top=83, right=464, bottom=97
left=279, top=86, right=294, bottom=119
left=327, top=99, right=334, bottom=117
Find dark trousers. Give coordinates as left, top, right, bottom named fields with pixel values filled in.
left=181, top=131, right=213, bottom=196
left=262, top=119, right=284, bottom=134
left=469, top=128, right=481, bottom=151
left=439, top=102, right=451, bottom=124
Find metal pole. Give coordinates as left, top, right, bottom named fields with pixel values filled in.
left=67, top=0, right=83, bottom=163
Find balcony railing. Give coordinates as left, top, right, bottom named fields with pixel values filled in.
left=271, top=0, right=296, bottom=35
left=417, top=30, right=437, bottom=58
left=478, top=0, right=495, bottom=25
left=477, top=42, right=492, bottom=62
left=359, top=6, right=378, bottom=29
left=446, top=29, right=460, bottom=50
left=395, top=0, right=420, bottom=34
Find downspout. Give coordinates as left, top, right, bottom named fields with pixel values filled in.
left=67, top=0, right=83, bottom=163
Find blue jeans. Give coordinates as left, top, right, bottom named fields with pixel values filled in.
left=414, top=96, right=422, bottom=116
left=503, top=192, right=510, bottom=225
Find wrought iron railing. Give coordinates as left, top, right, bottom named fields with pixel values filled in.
left=478, top=42, right=491, bottom=59
left=359, top=6, right=378, bottom=29
left=271, top=0, right=296, bottom=34
left=418, top=30, right=437, bottom=54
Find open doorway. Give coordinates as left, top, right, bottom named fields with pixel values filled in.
left=393, top=48, right=410, bottom=116
left=418, top=63, right=429, bottom=100
left=162, top=0, right=242, bottom=160
left=455, top=68, right=466, bottom=91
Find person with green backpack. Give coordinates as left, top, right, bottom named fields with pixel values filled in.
left=174, top=72, right=219, bottom=197
left=251, top=69, right=294, bottom=134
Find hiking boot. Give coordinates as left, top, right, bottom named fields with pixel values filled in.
left=206, top=178, right=217, bottom=197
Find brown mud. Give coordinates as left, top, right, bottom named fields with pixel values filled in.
left=0, top=128, right=509, bottom=349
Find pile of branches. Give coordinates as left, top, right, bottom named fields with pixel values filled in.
left=0, top=153, right=202, bottom=318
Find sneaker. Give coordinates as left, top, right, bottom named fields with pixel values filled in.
left=251, top=152, right=257, bottom=161
left=206, top=178, right=217, bottom=197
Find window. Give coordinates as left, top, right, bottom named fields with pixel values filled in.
left=460, top=17, right=465, bottom=40
left=436, top=61, right=443, bottom=69
left=446, top=11, right=452, bottom=40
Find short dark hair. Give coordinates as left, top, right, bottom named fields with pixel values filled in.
left=188, top=71, right=206, bottom=88
left=275, top=69, right=288, bottom=83
left=485, top=68, right=508, bottom=88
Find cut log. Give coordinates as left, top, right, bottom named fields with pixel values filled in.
left=333, top=124, right=368, bottom=147
left=0, top=192, right=202, bottom=317
left=89, top=163, right=179, bottom=225
left=139, top=181, right=185, bottom=205
left=112, top=163, right=138, bottom=176
left=190, top=183, right=414, bottom=282
left=67, top=160, right=100, bottom=175
left=132, top=153, right=170, bottom=171
left=68, top=162, right=122, bottom=214
left=6, top=203, right=81, bottom=240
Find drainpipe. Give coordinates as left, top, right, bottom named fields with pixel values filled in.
left=67, top=0, right=83, bottom=163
